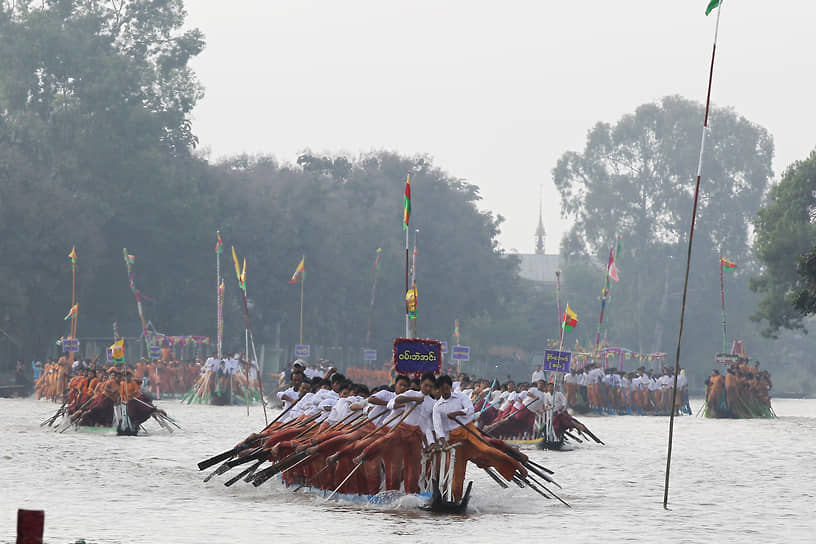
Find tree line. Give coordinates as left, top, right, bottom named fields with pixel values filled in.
left=1, top=1, right=814, bottom=392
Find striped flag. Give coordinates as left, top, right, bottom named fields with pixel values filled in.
left=403, top=174, right=411, bottom=229
left=721, top=257, right=737, bottom=270
left=68, top=246, right=77, bottom=264
left=289, top=257, right=305, bottom=284
left=215, top=233, right=223, bottom=254
left=561, top=304, right=578, bottom=332
left=64, top=304, right=78, bottom=320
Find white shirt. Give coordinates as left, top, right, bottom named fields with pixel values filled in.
left=387, top=390, right=436, bottom=444
left=304, top=367, right=322, bottom=380
left=524, top=387, right=549, bottom=412
left=564, top=373, right=577, bottom=384
left=432, top=391, right=475, bottom=442
left=553, top=390, right=568, bottom=412
left=676, top=373, right=688, bottom=389
left=277, top=387, right=299, bottom=410
left=499, top=391, right=517, bottom=411
left=366, top=390, right=395, bottom=423
left=532, top=369, right=546, bottom=383
left=327, top=395, right=357, bottom=425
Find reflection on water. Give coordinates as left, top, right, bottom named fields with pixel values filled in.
left=1, top=398, right=814, bottom=543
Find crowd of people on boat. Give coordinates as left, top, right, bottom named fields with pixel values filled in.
left=704, top=361, right=773, bottom=418
left=34, top=355, right=203, bottom=400
left=538, top=364, right=693, bottom=416
left=185, top=353, right=262, bottom=404
left=38, top=363, right=172, bottom=434
left=209, top=362, right=563, bottom=503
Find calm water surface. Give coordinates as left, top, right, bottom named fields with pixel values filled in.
left=1, top=397, right=814, bottom=543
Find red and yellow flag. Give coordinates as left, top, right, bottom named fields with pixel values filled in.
left=721, top=257, right=737, bottom=270
left=289, top=257, right=305, bottom=284
left=561, top=304, right=578, bottom=332
left=64, top=303, right=78, bottom=321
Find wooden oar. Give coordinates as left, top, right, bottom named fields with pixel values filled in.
left=197, top=393, right=305, bottom=471
left=525, top=474, right=571, bottom=508
left=208, top=412, right=323, bottom=482
left=251, top=407, right=405, bottom=487
left=224, top=459, right=265, bottom=487
left=452, top=416, right=557, bottom=484
left=484, top=398, right=538, bottom=432
left=324, top=402, right=419, bottom=500
left=41, top=400, right=68, bottom=427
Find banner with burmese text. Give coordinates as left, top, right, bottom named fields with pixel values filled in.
left=393, top=338, right=442, bottom=375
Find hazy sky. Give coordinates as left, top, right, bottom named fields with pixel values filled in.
left=184, top=0, right=815, bottom=254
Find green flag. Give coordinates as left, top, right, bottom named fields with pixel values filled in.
left=705, top=0, right=720, bottom=15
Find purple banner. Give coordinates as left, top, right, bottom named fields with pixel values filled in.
left=542, top=350, right=571, bottom=373
left=393, top=338, right=442, bottom=374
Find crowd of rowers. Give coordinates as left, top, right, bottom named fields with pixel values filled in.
left=531, top=364, right=694, bottom=416
left=52, top=365, right=169, bottom=431
left=704, top=362, right=774, bottom=418
left=35, top=354, right=202, bottom=400
left=187, top=353, right=262, bottom=403
left=206, top=365, right=592, bottom=502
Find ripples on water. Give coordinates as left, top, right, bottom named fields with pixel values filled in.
left=1, top=398, right=814, bottom=543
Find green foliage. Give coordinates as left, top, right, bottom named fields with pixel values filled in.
left=553, top=96, right=774, bottom=377
left=0, top=1, right=206, bottom=360
left=750, top=149, right=816, bottom=336
left=792, top=247, right=816, bottom=316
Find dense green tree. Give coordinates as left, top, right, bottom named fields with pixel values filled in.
left=792, top=247, right=816, bottom=316
left=750, top=150, right=816, bottom=336
left=0, top=0, right=206, bottom=359
left=553, top=96, right=774, bottom=375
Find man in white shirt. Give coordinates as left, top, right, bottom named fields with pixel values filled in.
left=276, top=368, right=304, bottom=412
left=531, top=365, right=546, bottom=383
left=355, top=373, right=435, bottom=493
left=433, top=375, right=525, bottom=501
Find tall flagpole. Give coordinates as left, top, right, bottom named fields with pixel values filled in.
left=664, top=0, right=725, bottom=509
left=299, top=257, right=305, bottom=345
left=720, top=253, right=727, bottom=353
left=411, top=229, right=418, bottom=338
left=594, top=246, right=614, bottom=355
left=405, top=226, right=410, bottom=338
left=70, top=247, right=78, bottom=341
left=216, top=231, right=223, bottom=359
left=555, top=270, right=563, bottom=345
left=365, top=248, right=383, bottom=346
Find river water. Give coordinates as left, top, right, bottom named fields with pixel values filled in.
left=1, top=397, right=814, bottom=543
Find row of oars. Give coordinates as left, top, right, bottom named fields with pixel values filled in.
left=197, top=394, right=570, bottom=507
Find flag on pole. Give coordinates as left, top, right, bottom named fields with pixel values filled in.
left=64, top=303, right=78, bottom=320
left=608, top=247, right=620, bottom=282
left=374, top=248, right=383, bottom=271
left=231, top=246, right=247, bottom=290
left=721, top=257, right=737, bottom=270
left=215, top=233, right=223, bottom=254
left=705, top=0, right=720, bottom=16
left=406, top=283, right=418, bottom=319
left=68, top=246, right=77, bottom=264
left=562, top=304, right=578, bottom=332
left=403, top=174, right=411, bottom=230
left=289, top=257, right=305, bottom=284
left=453, top=319, right=460, bottom=339
left=126, top=254, right=135, bottom=265
left=609, top=261, right=619, bottom=282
